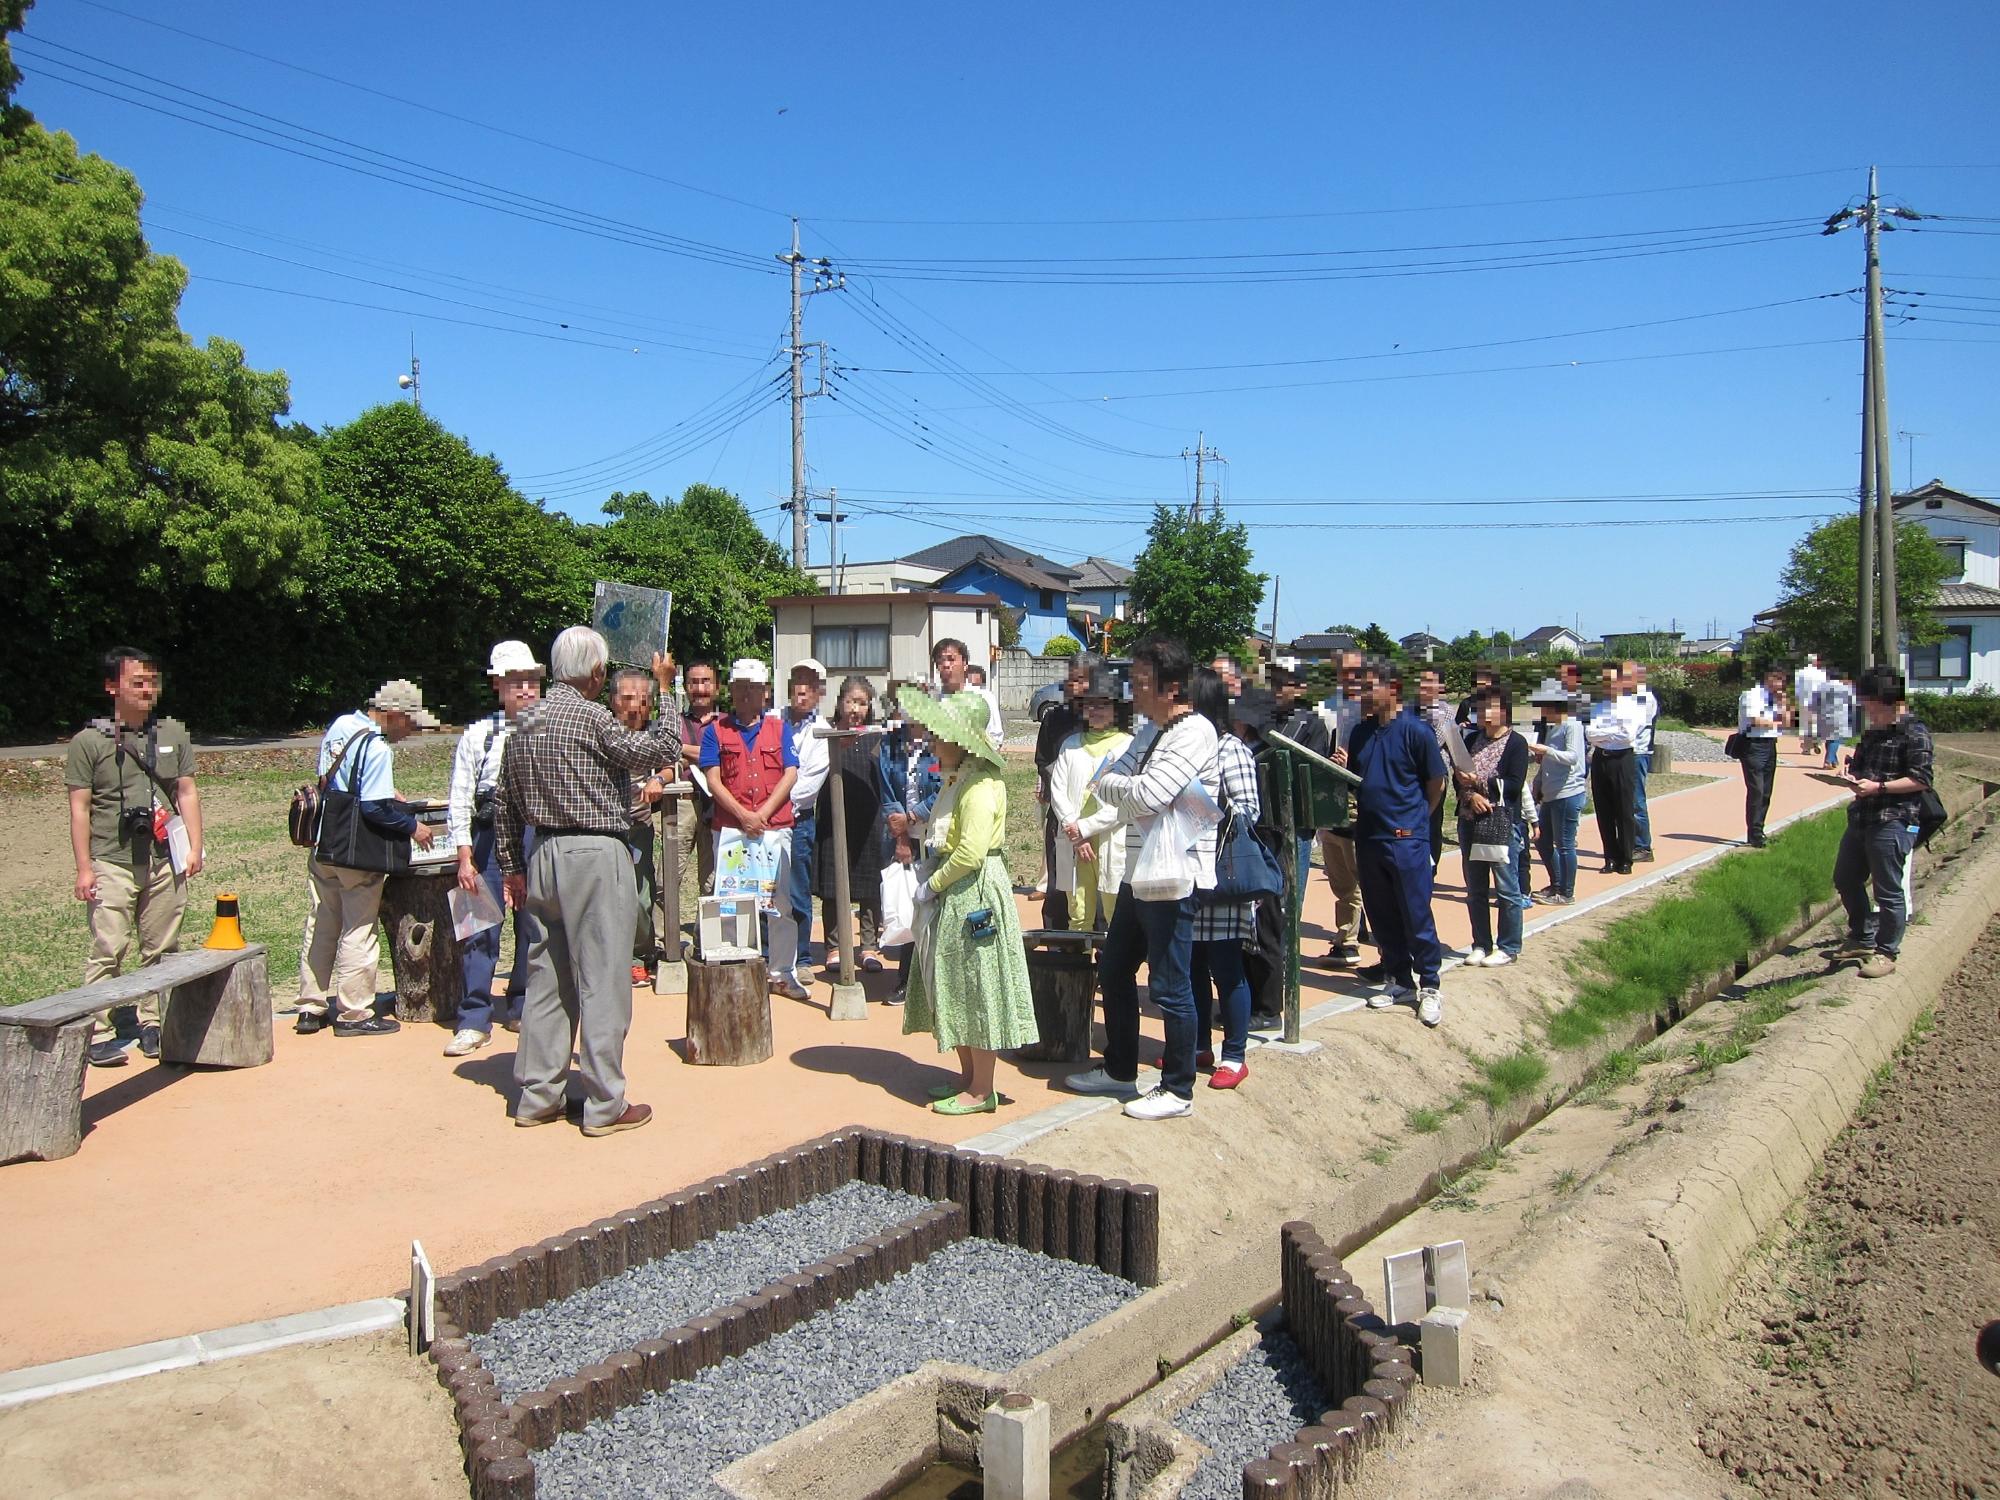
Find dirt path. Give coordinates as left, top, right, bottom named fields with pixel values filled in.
left=1695, top=921, right=2000, bottom=1498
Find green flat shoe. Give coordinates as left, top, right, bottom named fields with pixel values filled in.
left=930, top=1091, right=999, bottom=1116
left=927, top=1081, right=970, bottom=1101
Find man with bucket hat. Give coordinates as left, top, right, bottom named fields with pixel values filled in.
left=696, top=658, right=803, bottom=988
left=441, top=641, right=545, bottom=1057
left=295, top=678, right=440, bottom=1036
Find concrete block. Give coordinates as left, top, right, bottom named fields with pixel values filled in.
left=651, top=960, right=688, bottom=997
left=982, top=1391, right=1051, bottom=1500
left=828, top=982, right=868, bottom=1020
left=1425, top=1238, right=1471, bottom=1310
left=1382, top=1248, right=1426, bottom=1325
left=1420, top=1306, right=1469, bottom=1388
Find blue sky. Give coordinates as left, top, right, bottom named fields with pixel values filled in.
left=15, top=0, right=1998, bottom=643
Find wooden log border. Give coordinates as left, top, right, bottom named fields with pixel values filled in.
left=420, top=1125, right=1163, bottom=1498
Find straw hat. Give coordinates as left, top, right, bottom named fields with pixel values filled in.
left=898, top=690, right=1003, bottom=768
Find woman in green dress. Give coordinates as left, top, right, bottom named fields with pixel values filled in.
left=898, top=690, right=1038, bottom=1115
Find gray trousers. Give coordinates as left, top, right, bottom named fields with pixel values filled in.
left=1834, top=818, right=1918, bottom=958
left=515, top=833, right=635, bottom=1129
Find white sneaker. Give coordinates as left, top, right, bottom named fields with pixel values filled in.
left=1066, top=1066, right=1138, bottom=1096
left=1483, top=950, right=1516, bottom=967
left=443, top=1028, right=490, bottom=1057
left=772, top=975, right=811, bottom=1002
left=1123, top=1086, right=1193, bottom=1121
left=1418, top=989, right=1443, bottom=1027
left=1365, top=989, right=1398, bottom=1010
left=1465, top=947, right=1491, bottom=967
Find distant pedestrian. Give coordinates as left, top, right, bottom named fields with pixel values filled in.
left=1189, top=669, right=1261, bottom=1089
left=877, top=686, right=942, bottom=1003
left=816, top=675, right=887, bottom=971
left=611, top=666, right=677, bottom=987
left=699, top=659, right=800, bottom=975
left=1816, top=669, right=1856, bottom=769
left=1584, top=667, right=1642, bottom=874
left=1270, top=664, right=1330, bottom=951
left=963, top=659, right=1005, bottom=749
left=675, top=658, right=723, bottom=901
left=498, top=628, right=678, bottom=1136
left=1210, top=653, right=1244, bottom=700
left=933, top=637, right=1003, bottom=749
left=1526, top=679, right=1586, bottom=903
left=1414, top=667, right=1454, bottom=869
left=1456, top=686, right=1529, bottom=967
left=1833, top=667, right=1933, bottom=979
left=1034, top=653, right=1094, bottom=929
left=1315, top=650, right=1369, bottom=969
left=1627, top=661, right=1661, bottom=863
left=1794, top=653, right=1827, bottom=756
left=1048, top=661, right=1133, bottom=934
left=67, top=647, right=205, bottom=1067
left=442, top=641, right=543, bottom=1058
left=1232, top=687, right=1292, bottom=1038
left=778, top=658, right=830, bottom=997
left=1736, top=666, right=1790, bottom=847
left=1455, top=666, right=1500, bottom=728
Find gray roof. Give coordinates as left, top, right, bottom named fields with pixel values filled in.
left=1399, top=631, right=1447, bottom=647
left=1517, top=624, right=1580, bottom=645
left=902, top=534, right=1080, bottom=582
left=1069, top=556, right=1134, bottom=589
left=1937, top=582, right=2000, bottom=610
left=937, top=554, right=1073, bottom=595
left=1289, top=632, right=1356, bottom=652
left=1893, top=481, right=2000, bottom=519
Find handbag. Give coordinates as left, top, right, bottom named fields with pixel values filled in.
left=290, top=727, right=370, bottom=848
left=313, top=732, right=416, bottom=874
left=1723, top=732, right=1746, bottom=760
left=878, top=861, right=918, bottom=948
left=1465, top=801, right=1514, bottom=864
left=1201, top=778, right=1285, bottom=906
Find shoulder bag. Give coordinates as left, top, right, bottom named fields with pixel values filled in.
left=310, top=731, right=414, bottom=874
left=289, top=728, right=368, bottom=848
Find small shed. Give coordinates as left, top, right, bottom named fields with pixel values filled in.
left=769, top=591, right=1002, bottom=699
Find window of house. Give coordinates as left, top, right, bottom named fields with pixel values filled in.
left=1937, top=540, right=1967, bottom=581
left=1910, top=627, right=1972, bottom=681
left=1039, top=589, right=1054, bottom=610
left=813, top=623, right=890, bottom=671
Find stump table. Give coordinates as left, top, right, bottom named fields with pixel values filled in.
left=683, top=956, right=773, bottom=1066
left=381, top=865, right=463, bottom=1025
left=1017, top=929, right=1102, bottom=1064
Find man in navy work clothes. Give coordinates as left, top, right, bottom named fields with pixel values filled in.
left=1337, top=659, right=1449, bottom=1027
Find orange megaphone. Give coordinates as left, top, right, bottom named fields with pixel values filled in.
left=203, top=893, right=247, bottom=950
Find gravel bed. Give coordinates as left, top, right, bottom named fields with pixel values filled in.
left=1656, top=729, right=1732, bottom=764
left=471, top=1180, right=931, bottom=1398
left=533, top=1237, right=1141, bottom=1500
left=1175, top=1329, right=1329, bottom=1500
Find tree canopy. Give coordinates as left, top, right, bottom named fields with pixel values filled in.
left=1769, top=515, right=1949, bottom=673
left=1117, top=506, right=1265, bottom=663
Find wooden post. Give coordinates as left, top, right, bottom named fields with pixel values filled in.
left=0, top=1018, right=93, bottom=1164
left=816, top=727, right=868, bottom=1021
left=380, top=869, right=463, bottom=1024
left=159, top=950, right=274, bottom=1067
left=684, top=956, right=774, bottom=1065
left=654, top=784, right=689, bottom=997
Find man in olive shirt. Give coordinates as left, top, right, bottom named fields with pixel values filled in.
left=65, top=647, right=205, bottom=1067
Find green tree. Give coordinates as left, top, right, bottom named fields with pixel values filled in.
left=1041, top=633, right=1080, bottom=658
left=1445, top=631, right=1490, bottom=663
left=581, top=483, right=814, bottom=673
left=1769, top=515, right=1949, bottom=673
left=0, top=6, right=325, bottom=733
left=1116, top=506, right=1265, bottom=662
left=1356, top=622, right=1396, bottom=655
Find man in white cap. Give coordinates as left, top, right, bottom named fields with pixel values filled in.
left=777, top=658, right=829, bottom=997
left=696, top=659, right=802, bottom=990
left=441, top=642, right=545, bottom=1057
left=296, top=679, right=440, bottom=1036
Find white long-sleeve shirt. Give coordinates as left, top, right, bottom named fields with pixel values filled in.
left=1584, top=696, right=1643, bottom=752
left=1095, top=711, right=1222, bottom=885
left=1738, top=687, right=1782, bottom=739
left=447, top=711, right=517, bottom=849
left=786, top=710, right=830, bottom=811
left=1048, top=726, right=1134, bottom=896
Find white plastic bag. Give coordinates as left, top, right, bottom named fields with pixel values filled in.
left=1127, top=779, right=1222, bottom=902
left=449, top=882, right=504, bottom=941
left=878, top=862, right=918, bottom=948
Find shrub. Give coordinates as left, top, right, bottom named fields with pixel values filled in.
left=1913, top=688, right=2000, bottom=733
left=1041, top=634, right=1081, bottom=659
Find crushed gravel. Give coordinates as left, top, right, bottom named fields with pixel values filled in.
left=1655, top=729, right=1732, bottom=764
left=1174, top=1329, right=1329, bottom=1500
left=471, top=1180, right=931, bottom=1399
left=532, top=1237, right=1141, bottom=1500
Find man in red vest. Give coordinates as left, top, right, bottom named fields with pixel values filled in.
left=696, top=658, right=804, bottom=995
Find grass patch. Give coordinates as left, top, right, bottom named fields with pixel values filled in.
left=1405, top=1106, right=1445, bottom=1135
left=1574, top=1048, right=1639, bottom=1105
left=1364, top=1144, right=1395, bottom=1167
left=1551, top=1166, right=1581, bottom=1194
left=1544, top=809, right=1844, bottom=1049
left=1465, top=1047, right=1550, bottom=1109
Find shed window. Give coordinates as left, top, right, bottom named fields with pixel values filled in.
left=1910, top=627, right=1972, bottom=681
left=813, top=624, right=890, bottom=671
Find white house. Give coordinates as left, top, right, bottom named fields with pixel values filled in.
left=1895, top=482, right=2000, bottom=694
left=1516, top=624, right=1585, bottom=656
left=799, top=558, right=945, bottom=595
left=1069, top=556, right=1135, bottom=626
left=770, top=591, right=1001, bottom=701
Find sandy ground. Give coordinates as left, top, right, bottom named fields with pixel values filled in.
left=1695, top=920, right=2000, bottom=1498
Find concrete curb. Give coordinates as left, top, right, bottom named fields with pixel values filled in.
left=1644, top=817, right=2000, bottom=1327
left=0, top=1297, right=405, bottom=1410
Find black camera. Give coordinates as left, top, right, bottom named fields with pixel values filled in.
left=120, top=806, right=156, bottom=845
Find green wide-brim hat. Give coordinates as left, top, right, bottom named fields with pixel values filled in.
left=899, top=689, right=1004, bottom=767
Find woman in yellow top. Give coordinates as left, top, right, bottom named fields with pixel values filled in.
left=898, top=691, right=1038, bottom=1114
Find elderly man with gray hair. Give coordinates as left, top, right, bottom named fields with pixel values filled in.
left=497, top=627, right=678, bottom=1137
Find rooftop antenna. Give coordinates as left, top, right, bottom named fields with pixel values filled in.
left=397, top=334, right=422, bottom=408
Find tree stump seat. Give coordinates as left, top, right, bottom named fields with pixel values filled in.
left=1016, top=928, right=1102, bottom=1064
left=683, top=954, right=773, bottom=1066
left=0, top=945, right=273, bottom=1164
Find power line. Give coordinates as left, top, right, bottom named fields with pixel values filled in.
left=816, top=488, right=1854, bottom=508
left=513, top=365, right=788, bottom=482
left=190, top=274, right=661, bottom=351
left=854, top=506, right=1841, bottom=532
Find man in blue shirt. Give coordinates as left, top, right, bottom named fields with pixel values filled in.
left=1336, top=659, right=1448, bottom=1027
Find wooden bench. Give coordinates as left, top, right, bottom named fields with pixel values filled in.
left=0, top=944, right=273, bottom=1165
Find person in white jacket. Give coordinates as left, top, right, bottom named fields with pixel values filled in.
left=1048, top=669, right=1134, bottom=933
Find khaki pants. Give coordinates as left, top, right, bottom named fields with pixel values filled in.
left=298, top=856, right=386, bottom=1021
left=84, top=855, right=187, bottom=1033
left=1069, top=880, right=1118, bottom=934
left=1317, top=830, right=1362, bottom=945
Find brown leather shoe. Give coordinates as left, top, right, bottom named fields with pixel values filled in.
left=581, top=1101, right=653, bottom=1137
left=513, top=1107, right=564, bottom=1128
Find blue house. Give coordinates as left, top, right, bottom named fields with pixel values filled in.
left=931, top=552, right=1082, bottom=656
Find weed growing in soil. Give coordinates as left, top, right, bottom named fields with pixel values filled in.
left=1406, top=1107, right=1445, bottom=1135
left=1433, top=1166, right=1487, bottom=1210
left=1575, top=1048, right=1639, bottom=1105
left=1364, top=1144, right=1395, bottom=1166
left=1467, top=1048, right=1550, bottom=1109
left=1544, top=810, right=1844, bottom=1049
left=1552, top=1167, right=1581, bottom=1195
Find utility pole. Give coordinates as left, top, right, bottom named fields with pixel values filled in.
left=779, top=219, right=844, bottom=574
left=1826, top=168, right=1921, bottom=671
left=397, top=335, right=421, bottom=408
left=1267, top=575, right=1280, bottom=663
left=813, top=489, right=846, bottom=594
left=1182, top=432, right=1221, bottom=522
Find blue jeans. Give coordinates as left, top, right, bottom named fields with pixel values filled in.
left=1355, top=837, right=1443, bottom=988
left=1512, top=809, right=1534, bottom=902
left=1633, top=751, right=1653, bottom=855
left=1460, top=818, right=1525, bottom=957
left=787, top=809, right=817, bottom=951
left=1537, top=793, right=1583, bottom=898
left=1834, top=819, right=1917, bottom=957
left=1823, top=738, right=1845, bottom=769
left=460, top=823, right=534, bottom=1033
left=1099, top=886, right=1199, bottom=1099
left=1190, top=939, right=1252, bottom=1065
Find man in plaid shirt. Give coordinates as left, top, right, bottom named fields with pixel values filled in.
left=1832, top=666, right=1934, bottom=980
left=498, top=627, right=679, bottom=1137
